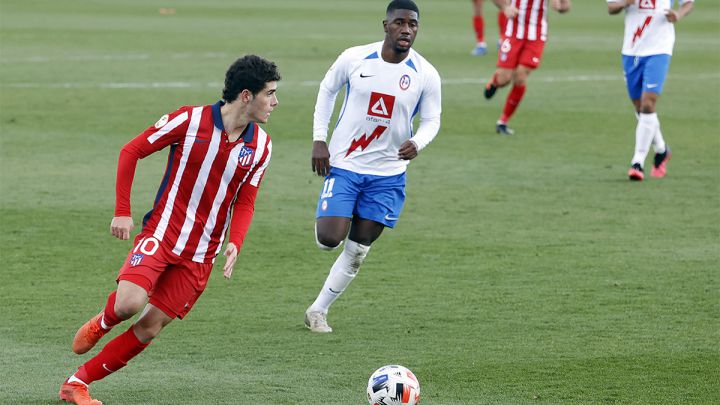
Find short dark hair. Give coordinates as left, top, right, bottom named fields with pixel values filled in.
left=222, top=55, right=281, bottom=102
left=386, top=0, right=419, bottom=17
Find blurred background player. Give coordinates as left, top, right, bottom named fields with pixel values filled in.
left=471, top=0, right=508, bottom=56
left=608, top=0, right=694, bottom=181
left=58, top=55, right=279, bottom=405
left=483, top=0, right=571, bottom=135
left=305, top=0, right=442, bottom=333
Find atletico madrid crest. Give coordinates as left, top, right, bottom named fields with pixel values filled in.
left=130, top=253, right=144, bottom=267
left=238, top=146, right=254, bottom=167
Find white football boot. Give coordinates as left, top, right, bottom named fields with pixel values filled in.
left=304, top=309, right=332, bottom=333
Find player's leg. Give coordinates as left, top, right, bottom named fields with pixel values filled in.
left=484, top=36, right=522, bottom=100
left=471, top=0, right=487, bottom=56
left=72, top=280, right=148, bottom=355
left=484, top=67, right=512, bottom=100
left=313, top=168, right=358, bottom=250
left=622, top=55, right=646, bottom=179
left=641, top=55, right=672, bottom=178
left=496, top=64, right=532, bottom=135
left=71, top=235, right=167, bottom=355
left=495, top=39, right=543, bottom=134
left=306, top=172, right=405, bottom=333
left=627, top=55, right=671, bottom=179
left=307, top=168, right=360, bottom=331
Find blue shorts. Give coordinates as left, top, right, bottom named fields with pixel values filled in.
left=622, top=54, right=671, bottom=100
left=315, top=167, right=406, bottom=228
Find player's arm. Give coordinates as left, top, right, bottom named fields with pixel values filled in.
left=112, top=108, right=191, bottom=240
left=399, top=68, right=442, bottom=160
left=551, top=0, right=570, bottom=13
left=312, top=52, right=351, bottom=177
left=666, top=0, right=693, bottom=23
left=608, top=0, right=634, bottom=15
left=492, top=0, right=518, bottom=18
left=224, top=141, right=271, bottom=279
left=223, top=185, right=258, bottom=279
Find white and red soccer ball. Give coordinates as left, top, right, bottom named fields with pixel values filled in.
left=366, top=365, right=420, bottom=405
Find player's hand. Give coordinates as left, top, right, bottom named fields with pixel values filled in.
left=110, top=216, right=134, bottom=240
left=503, top=5, right=519, bottom=19
left=222, top=242, right=238, bottom=279
left=311, top=141, right=331, bottom=177
left=398, top=140, right=418, bottom=160
left=665, top=9, right=679, bottom=23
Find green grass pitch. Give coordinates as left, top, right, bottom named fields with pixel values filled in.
left=1, top=1, right=718, bottom=403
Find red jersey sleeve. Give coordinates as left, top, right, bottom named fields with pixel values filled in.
left=228, top=138, right=272, bottom=249
left=228, top=184, right=258, bottom=249
left=114, top=107, right=192, bottom=216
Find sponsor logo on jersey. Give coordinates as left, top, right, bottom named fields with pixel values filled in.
left=639, top=0, right=656, bottom=10
left=154, top=114, right=169, bottom=129
left=632, top=16, right=653, bottom=46
left=367, top=92, right=395, bottom=119
left=130, top=253, right=144, bottom=267
left=238, top=146, right=254, bottom=167
left=345, top=125, right=387, bottom=157
left=399, top=74, right=411, bottom=90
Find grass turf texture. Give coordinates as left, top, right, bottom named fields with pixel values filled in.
left=1, top=1, right=718, bottom=403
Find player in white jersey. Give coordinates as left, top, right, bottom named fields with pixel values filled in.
left=608, top=0, right=694, bottom=180
left=304, top=0, right=442, bottom=333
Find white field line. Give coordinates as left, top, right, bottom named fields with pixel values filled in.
left=3, top=73, right=719, bottom=89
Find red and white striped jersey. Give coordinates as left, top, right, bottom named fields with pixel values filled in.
left=116, top=101, right=272, bottom=263
left=502, top=0, right=550, bottom=42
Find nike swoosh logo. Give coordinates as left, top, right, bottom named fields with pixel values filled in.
left=360, top=73, right=374, bottom=78
left=384, top=214, right=398, bottom=221
left=194, top=139, right=210, bottom=143
left=102, top=363, right=117, bottom=373
left=647, top=84, right=658, bottom=88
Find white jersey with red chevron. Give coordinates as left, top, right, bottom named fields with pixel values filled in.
left=609, top=0, right=695, bottom=56
left=122, top=102, right=271, bottom=263
left=313, top=41, right=442, bottom=176
left=502, top=0, right=550, bottom=41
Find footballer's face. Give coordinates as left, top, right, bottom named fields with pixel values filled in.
left=249, top=81, right=278, bottom=124
left=383, top=9, right=418, bottom=54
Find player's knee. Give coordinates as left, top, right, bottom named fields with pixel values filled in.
left=640, top=103, right=656, bottom=114
left=114, top=296, right=145, bottom=319
left=132, top=323, right=163, bottom=343
left=316, top=235, right=343, bottom=251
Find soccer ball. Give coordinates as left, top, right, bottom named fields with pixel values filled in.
left=366, top=365, right=421, bottom=405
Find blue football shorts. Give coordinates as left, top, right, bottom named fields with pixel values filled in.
left=315, top=167, right=406, bottom=228
left=622, top=54, right=672, bottom=100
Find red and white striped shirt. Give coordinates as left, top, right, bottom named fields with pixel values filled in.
left=502, top=0, right=549, bottom=42
left=116, top=101, right=272, bottom=263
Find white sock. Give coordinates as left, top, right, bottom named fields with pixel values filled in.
left=100, top=315, right=110, bottom=330
left=309, top=240, right=370, bottom=313
left=651, top=124, right=666, bottom=154
left=68, top=375, right=88, bottom=385
left=631, top=113, right=659, bottom=166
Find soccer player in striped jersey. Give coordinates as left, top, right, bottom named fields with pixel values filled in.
left=58, top=55, right=280, bottom=405
left=484, top=0, right=571, bottom=135
left=608, top=0, right=694, bottom=181
left=304, top=0, right=442, bottom=333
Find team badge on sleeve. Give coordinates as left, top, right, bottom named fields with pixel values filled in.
left=238, top=146, right=254, bottom=167
left=154, top=114, right=169, bottom=129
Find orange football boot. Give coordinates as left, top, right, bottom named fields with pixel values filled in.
left=72, top=312, right=108, bottom=354
left=59, top=380, right=103, bottom=405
